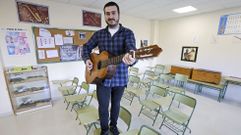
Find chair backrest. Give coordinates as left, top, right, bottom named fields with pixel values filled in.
left=81, top=82, right=89, bottom=92
left=77, top=82, right=89, bottom=94
left=174, top=93, right=196, bottom=108
left=87, top=90, right=97, bottom=105
left=72, top=77, right=79, bottom=88
left=174, top=73, right=188, bottom=87
left=138, top=125, right=161, bottom=135
left=142, top=70, right=155, bottom=80
left=129, top=67, right=139, bottom=76
left=168, top=93, right=196, bottom=128
left=119, top=106, right=132, bottom=131
left=175, top=73, right=188, bottom=82
left=154, top=64, right=165, bottom=75
left=156, top=64, right=165, bottom=69
left=149, top=85, right=167, bottom=97
left=128, top=75, right=140, bottom=88
left=159, top=74, right=172, bottom=83
left=65, top=77, right=79, bottom=94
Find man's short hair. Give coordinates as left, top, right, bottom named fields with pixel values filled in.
left=103, top=1, right=120, bottom=14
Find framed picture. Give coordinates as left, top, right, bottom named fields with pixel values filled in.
left=16, top=1, right=49, bottom=24
left=82, top=10, right=101, bottom=27
left=181, top=46, right=198, bottom=62
left=140, top=40, right=148, bottom=47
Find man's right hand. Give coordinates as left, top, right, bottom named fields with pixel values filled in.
left=86, top=59, right=93, bottom=71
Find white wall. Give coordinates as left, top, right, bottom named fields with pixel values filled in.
left=158, top=7, right=241, bottom=77
left=157, top=7, right=241, bottom=102
left=0, top=47, right=13, bottom=116
left=0, top=0, right=152, bottom=116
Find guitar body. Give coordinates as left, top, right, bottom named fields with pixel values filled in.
left=85, top=45, right=163, bottom=84
left=85, top=51, right=116, bottom=84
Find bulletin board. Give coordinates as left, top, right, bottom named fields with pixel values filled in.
left=32, top=27, right=94, bottom=63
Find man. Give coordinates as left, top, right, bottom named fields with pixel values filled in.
left=184, top=49, right=190, bottom=60
left=81, top=1, right=136, bottom=135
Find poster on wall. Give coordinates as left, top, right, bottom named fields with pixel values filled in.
left=82, top=10, right=101, bottom=27
left=16, top=1, right=49, bottom=24
left=5, top=28, right=30, bottom=55
left=36, top=36, right=55, bottom=48
left=60, top=45, right=82, bottom=61
left=218, top=13, right=241, bottom=35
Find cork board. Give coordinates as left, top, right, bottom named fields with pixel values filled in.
left=32, top=27, right=94, bottom=63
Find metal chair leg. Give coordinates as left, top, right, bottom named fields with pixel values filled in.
left=138, top=106, right=144, bottom=116
left=66, top=102, right=70, bottom=110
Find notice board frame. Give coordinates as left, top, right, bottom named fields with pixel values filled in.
left=32, top=27, right=95, bottom=63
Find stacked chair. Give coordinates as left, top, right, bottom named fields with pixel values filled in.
left=58, top=77, right=79, bottom=96
left=75, top=91, right=99, bottom=135
left=52, top=78, right=75, bottom=87
left=147, top=64, right=165, bottom=74
left=167, top=73, right=189, bottom=95
left=160, top=93, right=196, bottom=135
left=122, top=64, right=197, bottom=135
left=153, top=64, right=166, bottom=76
left=138, top=85, right=172, bottom=126
left=64, top=81, right=90, bottom=111
left=155, top=74, right=173, bottom=90
left=129, top=67, right=139, bottom=76
left=140, top=70, right=157, bottom=87
left=123, top=75, right=144, bottom=105
left=53, top=77, right=99, bottom=135
left=138, top=125, right=162, bottom=135
left=139, top=70, right=158, bottom=99
left=53, top=66, right=197, bottom=135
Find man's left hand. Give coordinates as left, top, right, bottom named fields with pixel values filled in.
left=122, top=53, right=136, bottom=65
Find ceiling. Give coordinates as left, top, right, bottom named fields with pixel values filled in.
left=48, top=0, right=241, bottom=20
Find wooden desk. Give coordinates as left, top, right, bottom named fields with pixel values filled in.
left=188, top=79, right=227, bottom=102
left=222, top=76, right=241, bottom=99
left=224, top=76, right=241, bottom=86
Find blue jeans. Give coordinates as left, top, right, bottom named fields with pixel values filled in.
left=97, top=84, right=125, bottom=132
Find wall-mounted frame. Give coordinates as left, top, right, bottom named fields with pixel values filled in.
left=16, top=1, right=49, bottom=24
left=181, top=46, right=198, bottom=62
left=32, top=27, right=95, bottom=64
left=217, top=13, right=241, bottom=35
left=82, top=10, right=101, bottom=27
left=4, top=28, right=31, bottom=55
left=140, top=40, right=148, bottom=47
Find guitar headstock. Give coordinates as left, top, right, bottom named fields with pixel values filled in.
left=134, top=45, right=162, bottom=59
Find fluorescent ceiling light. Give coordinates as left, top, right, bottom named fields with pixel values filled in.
left=173, top=6, right=197, bottom=13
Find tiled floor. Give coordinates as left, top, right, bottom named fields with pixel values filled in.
left=1, top=90, right=241, bottom=135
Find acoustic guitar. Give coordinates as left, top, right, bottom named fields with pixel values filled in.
left=85, top=45, right=162, bottom=84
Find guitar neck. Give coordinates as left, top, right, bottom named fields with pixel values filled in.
left=100, top=45, right=162, bottom=68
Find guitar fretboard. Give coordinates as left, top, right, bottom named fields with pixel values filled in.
left=98, top=45, right=161, bottom=69
left=101, top=54, right=125, bottom=68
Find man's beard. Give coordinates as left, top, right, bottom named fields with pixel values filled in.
left=106, top=19, right=119, bottom=28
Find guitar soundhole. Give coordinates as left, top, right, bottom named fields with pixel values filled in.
left=97, top=61, right=102, bottom=70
